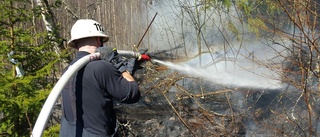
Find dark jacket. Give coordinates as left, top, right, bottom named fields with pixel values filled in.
left=61, top=51, right=140, bottom=135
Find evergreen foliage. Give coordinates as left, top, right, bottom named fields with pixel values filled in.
left=0, top=0, right=64, bottom=136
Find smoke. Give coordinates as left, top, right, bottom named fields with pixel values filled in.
left=144, top=0, right=288, bottom=89
left=141, top=1, right=318, bottom=136
left=144, top=0, right=245, bottom=56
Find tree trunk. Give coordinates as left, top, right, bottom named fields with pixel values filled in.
left=35, top=0, right=64, bottom=55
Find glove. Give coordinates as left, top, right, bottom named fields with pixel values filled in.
left=95, top=46, right=118, bottom=64
left=127, top=48, right=151, bottom=75
left=113, top=57, right=137, bottom=75
left=115, top=48, right=150, bottom=74
left=126, top=58, right=137, bottom=75
left=113, top=57, right=128, bottom=73
left=113, top=57, right=140, bottom=75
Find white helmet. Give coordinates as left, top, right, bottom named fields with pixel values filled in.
left=67, top=19, right=109, bottom=48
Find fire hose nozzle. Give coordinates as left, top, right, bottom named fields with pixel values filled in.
left=117, top=50, right=151, bottom=61
left=139, top=54, right=151, bottom=61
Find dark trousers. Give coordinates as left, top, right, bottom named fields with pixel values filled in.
left=59, top=117, right=118, bottom=137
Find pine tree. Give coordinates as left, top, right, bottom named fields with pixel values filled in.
left=0, top=0, right=65, bottom=136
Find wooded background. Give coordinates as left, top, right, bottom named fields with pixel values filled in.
left=52, top=0, right=149, bottom=50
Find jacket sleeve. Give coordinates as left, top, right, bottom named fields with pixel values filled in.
left=93, top=60, right=141, bottom=103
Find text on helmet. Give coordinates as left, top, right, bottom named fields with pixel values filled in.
left=94, top=23, right=104, bottom=32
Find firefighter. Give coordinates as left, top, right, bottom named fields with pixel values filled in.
left=59, top=19, right=144, bottom=137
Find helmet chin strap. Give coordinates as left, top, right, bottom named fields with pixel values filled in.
left=99, top=37, right=104, bottom=47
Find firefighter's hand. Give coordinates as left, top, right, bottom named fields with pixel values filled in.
left=114, top=57, right=140, bottom=75
left=95, top=46, right=118, bottom=64
left=112, top=57, right=127, bottom=73
left=126, top=58, right=138, bottom=75
left=127, top=57, right=149, bottom=75
left=115, top=58, right=137, bottom=75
